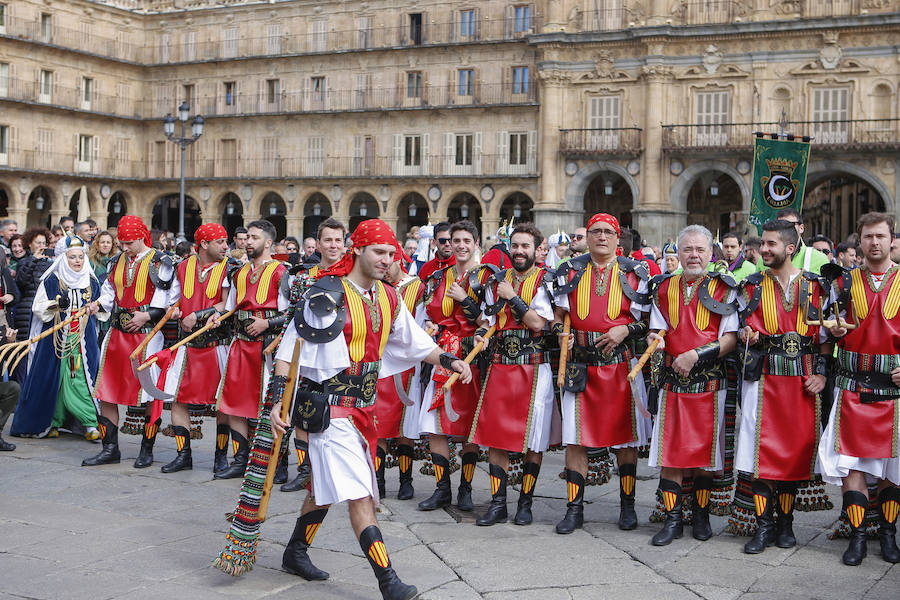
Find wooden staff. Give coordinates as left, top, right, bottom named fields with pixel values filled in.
left=627, top=330, right=665, bottom=381
left=556, top=314, right=571, bottom=388
left=0, top=307, right=89, bottom=375
left=258, top=336, right=304, bottom=522
left=138, top=308, right=237, bottom=371
left=130, top=301, right=180, bottom=361
left=263, top=333, right=282, bottom=356
left=442, top=325, right=496, bottom=392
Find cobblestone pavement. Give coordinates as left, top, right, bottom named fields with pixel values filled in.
left=1, top=419, right=898, bottom=600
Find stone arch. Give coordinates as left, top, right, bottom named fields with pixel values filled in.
left=27, top=185, right=58, bottom=228
left=0, top=180, right=14, bottom=219
left=669, top=160, right=750, bottom=215
left=151, top=193, right=202, bottom=240
left=446, top=191, right=482, bottom=233
left=806, top=160, right=894, bottom=214
left=499, top=192, right=535, bottom=224
left=565, top=161, right=640, bottom=215
left=348, top=191, right=379, bottom=232
left=107, top=191, right=129, bottom=230
left=259, top=191, right=288, bottom=240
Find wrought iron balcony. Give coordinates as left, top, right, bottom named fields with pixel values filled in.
left=559, top=128, right=643, bottom=157
left=0, top=151, right=144, bottom=178
left=661, top=119, right=900, bottom=154
left=0, top=77, right=140, bottom=117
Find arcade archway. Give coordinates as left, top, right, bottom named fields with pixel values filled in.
left=303, top=193, right=332, bottom=239
left=397, top=193, right=428, bottom=237
left=152, top=194, right=202, bottom=240
left=219, top=192, right=244, bottom=239
left=260, top=192, right=287, bottom=240
left=349, top=192, right=379, bottom=232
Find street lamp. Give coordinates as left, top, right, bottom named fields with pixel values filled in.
left=163, top=101, right=204, bottom=242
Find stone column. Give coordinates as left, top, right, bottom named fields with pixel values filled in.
left=284, top=215, right=303, bottom=238
left=542, top=0, right=566, bottom=33
left=536, top=68, right=570, bottom=236
left=481, top=215, right=500, bottom=248
left=647, top=0, right=670, bottom=25
left=380, top=215, right=400, bottom=236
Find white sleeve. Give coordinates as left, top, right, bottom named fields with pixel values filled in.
left=482, top=287, right=496, bottom=327
left=529, top=285, right=554, bottom=322
left=276, top=305, right=350, bottom=383
left=649, top=301, right=668, bottom=332
left=224, top=285, right=237, bottom=311
left=556, top=293, right=570, bottom=312
left=149, top=284, right=168, bottom=309
left=277, top=281, right=290, bottom=312
left=629, top=279, right=650, bottom=320
left=717, top=289, right=739, bottom=336
left=31, top=281, right=56, bottom=323
left=168, top=275, right=182, bottom=307
left=380, top=301, right=438, bottom=378
left=98, top=277, right=115, bottom=313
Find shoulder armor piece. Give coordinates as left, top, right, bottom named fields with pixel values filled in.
left=648, top=273, right=675, bottom=298
left=148, top=253, right=175, bottom=290
left=707, top=271, right=738, bottom=289
left=617, top=263, right=650, bottom=305
left=553, top=254, right=591, bottom=296
left=698, top=274, right=738, bottom=316
left=293, top=275, right=347, bottom=343
left=739, top=272, right=765, bottom=321
left=107, top=253, right=122, bottom=274
left=743, top=272, right=764, bottom=286
left=482, top=269, right=510, bottom=316
left=278, top=266, right=293, bottom=298
left=467, top=263, right=500, bottom=302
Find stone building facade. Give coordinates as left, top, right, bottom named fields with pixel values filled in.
left=0, top=0, right=897, bottom=245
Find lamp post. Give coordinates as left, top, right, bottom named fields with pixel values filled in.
left=163, top=102, right=204, bottom=242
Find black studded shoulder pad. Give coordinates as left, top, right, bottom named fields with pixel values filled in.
left=293, top=275, right=347, bottom=343
left=482, top=269, right=510, bottom=316
left=148, top=252, right=175, bottom=290
left=106, top=253, right=122, bottom=275
left=697, top=272, right=738, bottom=316
left=738, top=272, right=765, bottom=320
left=467, top=263, right=500, bottom=303
left=278, top=265, right=293, bottom=299
left=616, top=256, right=650, bottom=305
left=553, top=254, right=591, bottom=297
left=648, top=273, right=676, bottom=299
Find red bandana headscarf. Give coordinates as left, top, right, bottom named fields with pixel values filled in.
left=116, top=215, right=152, bottom=248
left=317, top=218, right=399, bottom=279
left=586, top=212, right=624, bottom=256
left=194, top=223, right=228, bottom=252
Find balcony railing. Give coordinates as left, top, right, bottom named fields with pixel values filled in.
left=577, top=9, right=633, bottom=31
left=559, top=128, right=643, bottom=156
left=2, top=151, right=536, bottom=180
left=676, top=1, right=745, bottom=25
left=0, top=77, right=140, bottom=117
left=0, top=15, right=144, bottom=62
left=661, top=119, right=900, bottom=152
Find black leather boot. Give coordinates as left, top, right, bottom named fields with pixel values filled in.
left=375, top=446, right=387, bottom=497
left=161, top=425, right=192, bottom=473
left=359, top=525, right=418, bottom=600
left=651, top=479, right=684, bottom=546
left=213, top=424, right=230, bottom=473
left=842, top=490, right=869, bottom=566
left=281, top=437, right=311, bottom=492
left=476, top=464, right=508, bottom=526
left=513, top=461, right=540, bottom=525
left=618, top=462, right=638, bottom=530
left=877, top=487, right=900, bottom=563
left=744, top=481, right=776, bottom=554
left=692, top=475, right=713, bottom=541
left=457, top=451, right=477, bottom=511
left=133, top=417, right=161, bottom=468
left=82, top=416, right=121, bottom=466
left=0, top=433, right=15, bottom=451
left=274, top=444, right=289, bottom=485
left=214, top=430, right=249, bottom=480
left=396, top=444, right=414, bottom=500
left=282, top=508, right=330, bottom=580
left=556, top=469, right=585, bottom=534
left=417, top=453, right=452, bottom=511
left=775, top=483, right=798, bottom=548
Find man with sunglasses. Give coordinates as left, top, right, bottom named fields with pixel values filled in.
left=570, top=227, right=588, bottom=256
left=416, top=222, right=455, bottom=282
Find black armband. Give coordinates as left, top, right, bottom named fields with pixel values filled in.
left=267, top=314, right=288, bottom=331
left=815, top=354, right=831, bottom=377
left=459, top=297, right=481, bottom=323
left=269, top=374, right=289, bottom=404
left=694, top=341, right=721, bottom=364
left=474, top=326, right=488, bottom=338
left=193, top=307, right=218, bottom=322
left=551, top=321, right=565, bottom=336
left=625, top=321, right=648, bottom=339
left=147, top=307, right=166, bottom=322
left=439, top=352, right=457, bottom=370
left=508, top=296, right=529, bottom=321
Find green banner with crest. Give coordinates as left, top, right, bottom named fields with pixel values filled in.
left=748, top=136, right=812, bottom=235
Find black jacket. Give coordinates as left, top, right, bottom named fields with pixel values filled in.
left=14, top=253, right=52, bottom=341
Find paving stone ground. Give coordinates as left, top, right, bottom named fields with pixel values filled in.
left=1, top=418, right=898, bottom=599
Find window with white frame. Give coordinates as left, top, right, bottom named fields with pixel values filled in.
left=460, top=10, right=476, bottom=38
left=266, top=79, right=280, bottom=105
left=82, top=77, right=93, bottom=109
left=0, top=5, right=6, bottom=33
left=695, top=90, right=730, bottom=146
left=458, top=69, right=474, bottom=97
left=40, top=13, right=52, bottom=42
left=514, top=5, right=531, bottom=33
left=509, top=132, right=528, bottom=165
left=223, top=27, right=238, bottom=58
left=307, top=136, right=324, bottom=176
left=224, top=81, right=236, bottom=106
left=588, top=95, right=621, bottom=150
left=0, top=63, right=8, bottom=97
left=115, top=138, right=130, bottom=169
left=311, top=76, right=325, bottom=107
left=512, top=66, right=529, bottom=95
left=0, top=125, right=8, bottom=157
left=812, top=87, right=850, bottom=144
left=155, top=84, right=170, bottom=114
left=39, top=69, right=52, bottom=103
left=407, top=71, right=423, bottom=99
left=499, top=130, right=535, bottom=174
left=455, top=134, right=473, bottom=166
left=267, top=23, right=282, bottom=54
left=77, top=134, right=92, bottom=170
left=404, top=135, right=422, bottom=167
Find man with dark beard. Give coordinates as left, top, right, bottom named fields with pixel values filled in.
left=735, top=220, right=830, bottom=554
left=213, top=220, right=290, bottom=479
left=469, top=223, right=557, bottom=526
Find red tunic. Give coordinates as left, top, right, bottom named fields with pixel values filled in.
left=167, top=256, right=230, bottom=405
left=94, top=250, right=164, bottom=407
left=421, top=265, right=490, bottom=437
left=653, top=275, right=731, bottom=469
left=741, top=273, right=825, bottom=480
left=374, top=277, right=425, bottom=439
left=470, top=266, right=550, bottom=452
left=566, top=261, right=643, bottom=448
left=833, top=267, right=900, bottom=459
left=218, top=260, right=287, bottom=418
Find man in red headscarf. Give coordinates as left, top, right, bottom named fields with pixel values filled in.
left=83, top=215, right=175, bottom=469
left=268, top=218, right=471, bottom=600
left=158, top=223, right=238, bottom=474
left=549, top=213, right=653, bottom=534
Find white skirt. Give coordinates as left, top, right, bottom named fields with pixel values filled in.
left=561, top=357, right=652, bottom=449
left=527, top=363, right=558, bottom=453
left=309, top=417, right=379, bottom=506
left=399, top=369, right=422, bottom=440
left=818, top=387, right=900, bottom=486
left=647, top=387, right=726, bottom=472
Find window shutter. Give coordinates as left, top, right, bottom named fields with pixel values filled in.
left=353, top=135, right=362, bottom=175
left=504, top=6, right=513, bottom=38
left=474, top=8, right=482, bottom=40
left=392, top=133, right=402, bottom=175
left=449, top=14, right=455, bottom=42
left=92, top=135, right=101, bottom=174
left=422, top=12, right=429, bottom=44
left=422, top=133, right=430, bottom=175
left=9, top=125, right=17, bottom=154
left=444, top=132, right=454, bottom=174
left=496, top=131, right=508, bottom=175
left=399, top=13, right=407, bottom=45
left=473, top=131, right=483, bottom=175
left=527, top=130, right=537, bottom=172
left=146, top=141, right=153, bottom=177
